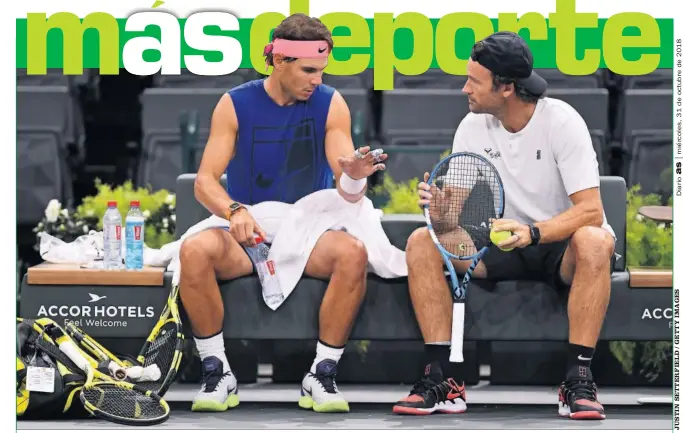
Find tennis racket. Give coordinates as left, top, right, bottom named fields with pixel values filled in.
left=423, top=151, right=504, bottom=363
left=136, top=283, right=184, bottom=397
left=65, top=322, right=161, bottom=383
left=44, top=322, right=170, bottom=426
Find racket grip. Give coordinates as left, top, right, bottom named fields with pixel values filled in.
left=107, top=361, right=128, bottom=380
left=58, top=339, right=92, bottom=372
left=126, top=364, right=162, bottom=382
left=449, top=303, right=465, bottom=363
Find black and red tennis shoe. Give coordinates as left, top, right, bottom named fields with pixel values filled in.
left=393, top=362, right=467, bottom=415
left=393, top=361, right=605, bottom=420
left=558, top=365, right=606, bottom=420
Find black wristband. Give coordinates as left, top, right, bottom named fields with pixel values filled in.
left=528, top=224, right=541, bottom=246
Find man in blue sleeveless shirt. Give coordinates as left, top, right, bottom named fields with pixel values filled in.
left=178, top=14, right=387, bottom=414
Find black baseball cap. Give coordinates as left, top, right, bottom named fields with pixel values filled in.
left=471, top=31, right=547, bottom=96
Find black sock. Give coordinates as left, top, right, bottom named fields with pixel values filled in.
left=566, top=343, right=594, bottom=378
left=424, top=343, right=465, bottom=381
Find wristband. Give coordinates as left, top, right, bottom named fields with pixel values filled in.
left=339, top=173, right=367, bottom=194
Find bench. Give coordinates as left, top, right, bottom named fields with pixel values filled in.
left=18, top=175, right=673, bottom=343
left=171, top=174, right=673, bottom=342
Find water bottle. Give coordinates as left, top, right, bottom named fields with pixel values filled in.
left=245, top=236, right=284, bottom=307
left=102, top=201, right=122, bottom=269
left=125, top=201, right=145, bottom=270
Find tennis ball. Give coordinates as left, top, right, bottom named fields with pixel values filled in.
left=490, top=230, right=514, bottom=252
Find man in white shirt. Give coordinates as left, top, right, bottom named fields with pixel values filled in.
left=393, top=31, right=615, bottom=421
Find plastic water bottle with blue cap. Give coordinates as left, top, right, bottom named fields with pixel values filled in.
left=125, top=201, right=145, bottom=270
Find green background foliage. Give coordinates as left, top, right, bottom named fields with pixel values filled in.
left=36, top=180, right=177, bottom=250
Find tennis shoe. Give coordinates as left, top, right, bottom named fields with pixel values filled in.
left=393, top=362, right=467, bottom=415
left=558, top=366, right=605, bottom=420
left=299, top=359, right=350, bottom=413
left=191, top=356, right=239, bottom=412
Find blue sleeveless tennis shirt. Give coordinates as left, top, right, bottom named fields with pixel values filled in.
left=225, top=79, right=335, bottom=205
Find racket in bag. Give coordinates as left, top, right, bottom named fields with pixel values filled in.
left=16, top=317, right=88, bottom=419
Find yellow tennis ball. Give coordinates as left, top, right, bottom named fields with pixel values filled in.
left=490, top=230, right=514, bottom=252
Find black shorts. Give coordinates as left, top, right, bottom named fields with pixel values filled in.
left=482, top=241, right=616, bottom=291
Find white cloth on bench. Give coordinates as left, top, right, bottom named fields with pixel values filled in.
left=163, top=189, right=408, bottom=310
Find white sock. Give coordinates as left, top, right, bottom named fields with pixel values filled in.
left=310, top=341, right=344, bottom=374
left=194, top=332, right=230, bottom=373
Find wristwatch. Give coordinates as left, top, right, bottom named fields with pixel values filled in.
left=528, top=224, right=541, bottom=246
left=227, top=202, right=245, bottom=219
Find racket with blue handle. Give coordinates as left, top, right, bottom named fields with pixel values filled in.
left=423, top=151, right=505, bottom=362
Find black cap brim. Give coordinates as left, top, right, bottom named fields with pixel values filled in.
left=516, top=71, right=547, bottom=96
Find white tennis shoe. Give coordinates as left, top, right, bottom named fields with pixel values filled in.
left=191, top=356, right=239, bottom=412
left=298, top=359, right=349, bottom=413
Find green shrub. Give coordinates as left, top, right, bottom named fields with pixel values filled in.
left=625, top=184, right=673, bottom=268
left=35, top=179, right=177, bottom=251
left=371, top=149, right=450, bottom=215
left=76, top=179, right=176, bottom=249
left=371, top=175, right=422, bottom=215
left=77, top=179, right=170, bottom=227
left=611, top=184, right=672, bottom=382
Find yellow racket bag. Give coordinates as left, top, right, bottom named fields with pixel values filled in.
left=16, top=317, right=87, bottom=419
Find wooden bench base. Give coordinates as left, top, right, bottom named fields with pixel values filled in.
left=27, top=262, right=165, bottom=286
left=628, top=267, right=673, bottom=288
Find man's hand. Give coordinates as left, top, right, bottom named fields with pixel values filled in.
left=418, top=172, right=452, bottom=220
left=418, top=171, right=443, bottom=205
left=337, top=146, right=387, bottom=180
left=491, top=219, right=532, bottom=249
left=229, top=209, right=267, bottom=248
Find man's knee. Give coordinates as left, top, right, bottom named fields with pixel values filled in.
left=406, top=227, right=436, bottom=263
left=179, top=230, right=221, bottom=270
left=336, top=235, right=369, bottom=275
left=570, top=226, right=615, bottom=265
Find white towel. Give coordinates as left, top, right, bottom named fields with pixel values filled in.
left=164, top=189, right=408, bottom=310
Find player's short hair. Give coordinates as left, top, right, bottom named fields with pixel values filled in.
left=265, top=14, right=334, bottom=67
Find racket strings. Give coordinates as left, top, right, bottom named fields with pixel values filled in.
left=81, top=384, right=167, bottom=420
left=136, top=322, right=179, bottom=392
left=431, top=154, right=503, bottom=256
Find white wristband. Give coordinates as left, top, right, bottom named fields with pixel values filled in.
left=339, top=173, right=367, bottom=194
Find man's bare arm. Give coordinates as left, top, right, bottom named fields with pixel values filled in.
left=493, top=187, right=604, bottom=250
left=194, top=93, right=240, bottom=219
left=534, top=187, right=605, bottom=243
left=324, top=91, right=367, bottom=203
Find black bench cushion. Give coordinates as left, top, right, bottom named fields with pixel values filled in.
left=210, top=271, right=664, bottom=341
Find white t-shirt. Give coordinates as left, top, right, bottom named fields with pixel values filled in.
left=450, top=97, right=615, bottom=240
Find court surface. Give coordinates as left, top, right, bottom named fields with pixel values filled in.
left=18, top=383, right=672, bottom=429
